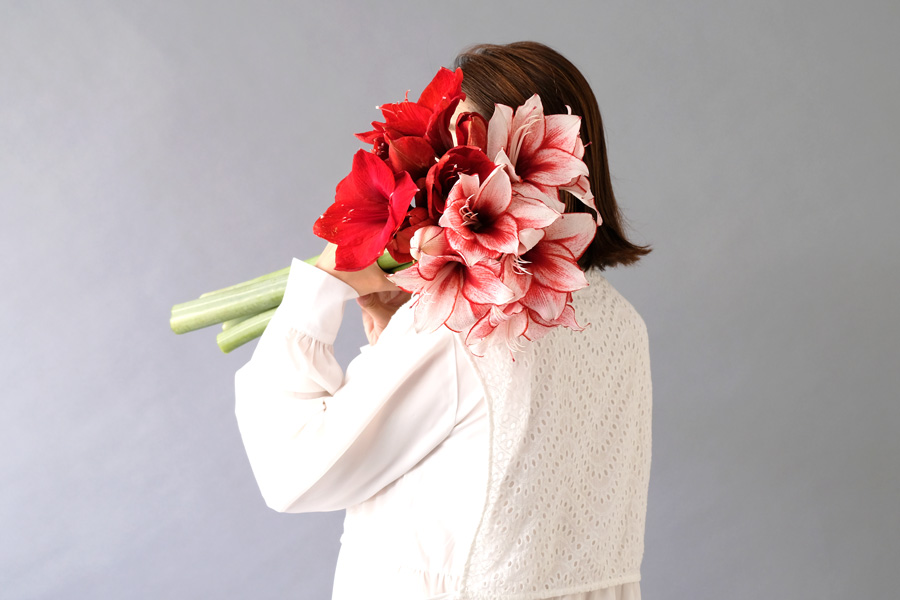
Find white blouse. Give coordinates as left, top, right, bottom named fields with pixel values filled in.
left=235, top=258, right=642, bottom=600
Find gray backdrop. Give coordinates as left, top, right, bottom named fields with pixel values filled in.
left=2, top=1, right=898, bottom=598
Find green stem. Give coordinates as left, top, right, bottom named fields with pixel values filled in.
left=217, top=307, right=277, bottom=353
left=387, top=260, right=414, bottom=273
left=170, top=273, right=289, bottom=334
left=221, top=315, right=251, bottom=331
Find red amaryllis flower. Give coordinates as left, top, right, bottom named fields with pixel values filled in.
left=356, top=67, right=465, bottom=178
left=425, top=146, right=496, bottom=218
left=313, top=149, right=418, bottom=271
left=439, top=168, right=560, bottom=265
left=515, top=212, right=596, bottom=320
left=388, top=253, right=513, bottom=334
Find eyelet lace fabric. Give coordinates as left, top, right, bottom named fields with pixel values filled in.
left=457, top=270, right=652, bottom=600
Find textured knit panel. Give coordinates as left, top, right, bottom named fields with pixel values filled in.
left=458, top=271, right=653, bottom=600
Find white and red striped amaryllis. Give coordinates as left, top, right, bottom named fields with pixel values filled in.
left=315, top=67, right=600, bottom=353
left=462, top=213, right=595, bottom=354
left=438, top=168, right=558, bottom=266
left=388, top=246, right=514, bottom=335
left=487, top=94, right=600, bottom=221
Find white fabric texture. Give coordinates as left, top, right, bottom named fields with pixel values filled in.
left=234, top=257, right=651, bottom=600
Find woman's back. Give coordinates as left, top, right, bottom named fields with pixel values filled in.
left=460, top=268, right=652, bottom=597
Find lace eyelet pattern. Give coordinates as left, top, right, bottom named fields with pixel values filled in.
left=459, top=271, right=652, bottom=599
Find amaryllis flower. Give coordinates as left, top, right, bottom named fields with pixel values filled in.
left=356, top=67, right=465, bottom=178
left=424, top=146, right=496, bottom=218
left=515, top=212, right=596, bottom=321
left=465, top=290, right=586, bottom=354
left=313, top=149, right=418, bottom=271
left=486, top=94, right=595, bottom=216
left=388, top=253, right=513, bottom=334
left=439, top=168, right=559, bottom=265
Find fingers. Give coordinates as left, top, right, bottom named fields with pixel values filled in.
left=357, top=295, right=395, bottom=328
left=360, top=262, right=401, bottom=294
left=357, top=291, right=412, bottom=343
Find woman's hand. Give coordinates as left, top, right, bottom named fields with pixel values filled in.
left=314, top=243, right=400, bottom=296
left=358, top=290, right=412, bottom=345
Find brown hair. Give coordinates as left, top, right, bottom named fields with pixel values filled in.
left=453, top=41, right=651, bottom=271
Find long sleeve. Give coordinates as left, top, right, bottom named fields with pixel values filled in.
left=234, top=257, right=465, bottom=514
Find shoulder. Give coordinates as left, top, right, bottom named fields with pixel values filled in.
left=576, top=270, right=649, bottom=348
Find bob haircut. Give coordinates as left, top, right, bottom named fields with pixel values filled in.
left=454, top=41, right=651, bottom=271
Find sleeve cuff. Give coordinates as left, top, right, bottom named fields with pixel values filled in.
left=268, top=257, right=360, bottom=344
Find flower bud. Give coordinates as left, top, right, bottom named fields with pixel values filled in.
left=410, top=226, right=448, bottom=260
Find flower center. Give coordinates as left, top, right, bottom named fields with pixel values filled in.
left=460, top=199, right=483, bottom=231
left=513, top=256, right=532, bottom=276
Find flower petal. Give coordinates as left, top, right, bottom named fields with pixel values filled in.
left=499, top=254, right=531, bottom=300
left=388, top=263, right=429, bottom=294
left=380, top=101, right=433, bottom=138
left=416, top=67, right=464, bottom=112
left=527, top=246, right=589, bottom=292
left=543, top=212, right=597, bottom=260
left=543, top=114, right=582, bottom=154
left=410, top=225, right=449, bottom=260
left=416, top=250, right=470, bottom=278
left=446, top=230, right=495, bottom=265
left=472, top=165, right=512, bottom=216
left=507, top=194, right=560, bottom=230
left=387, top=136, right=437, bottom=178
left=425, top=97, right=462, bottom=154
left=461, top=262, right=516, bottom=305
left=510, top=94, right=546, bottom=164
left=520, top=281, right=569, bottom=321
left=444, top=296, right=488, bottom=333
left=486, top=104, right=513, bottom=160
left=516, top=228, right=545, bottom=254
left=560, top=174, right=600, bottom=223
left=521, top=147, right=589, bottom=186
left=456, top=112, right=488, bottom=152
left=410, top=262, right=464, bottom=333
left=512, top=181, right=565, bottom=212
left=472, top=212, right=520, bottom=255
left=465, top=304, right=528, bottom=355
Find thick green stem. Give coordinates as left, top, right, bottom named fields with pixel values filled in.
left=221, top=315, right=250, bottom=331
left=170, top=273, right=288, bottom=334
left=217, top=307, right=276, bottom=353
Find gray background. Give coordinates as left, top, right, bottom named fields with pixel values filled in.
left=2, top=1, right=897, bottom=598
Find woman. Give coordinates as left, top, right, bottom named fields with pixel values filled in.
left=235, top=41, right=653, bottom=600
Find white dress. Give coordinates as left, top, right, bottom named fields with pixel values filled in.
left=235, top=258, right=644, bottom=600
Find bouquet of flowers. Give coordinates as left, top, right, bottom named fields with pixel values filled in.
left=170, top=67, right=600, bottom=354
